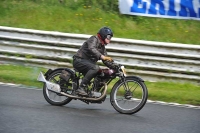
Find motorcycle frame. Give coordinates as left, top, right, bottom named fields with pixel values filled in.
left=43, top=68, right=116, bottom=102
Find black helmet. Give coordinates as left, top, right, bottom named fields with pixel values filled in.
left=98, top=27, right=113, bottom=41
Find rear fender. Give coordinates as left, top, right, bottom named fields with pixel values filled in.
left=44, top=68, right=75, bottom=79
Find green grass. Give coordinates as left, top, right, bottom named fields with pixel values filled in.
left=0, top=64, right=46, bottom=88
left=146, top=81, right=200, bottom=105
left=0, top=64, right=199, bottom=105
left=0, top=0, right=200, bottom=44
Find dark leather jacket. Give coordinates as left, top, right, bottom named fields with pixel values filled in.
left=74, top=35, right=118, bottom=69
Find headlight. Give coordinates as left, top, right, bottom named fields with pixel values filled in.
left=121, top=66, right=127, bottom=77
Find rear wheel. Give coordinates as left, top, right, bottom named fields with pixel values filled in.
left=110, top=77, right=148, bottom=114
left=43, top=69, right=73, bottom=106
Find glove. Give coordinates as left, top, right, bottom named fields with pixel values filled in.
left=114, top=64, right=120, bottom=70
left=101, top=55, right=113, bottom=62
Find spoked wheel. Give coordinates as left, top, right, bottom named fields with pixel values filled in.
left=43, top=70, right=73, bottom=106
left=110, top=77, right=148, bottom=114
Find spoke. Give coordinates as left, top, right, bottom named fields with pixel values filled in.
left=51, top=77, right=58, bottom=83
left=127, top=98, right=141, bottom=102
left=123, top=81, right=139, bottom=94
left=116, top=98, right=124, bottom=102
left=131, top=84, right=139, bottom=93
left=116, top=97, right=130, bottom=104
left=129, top=84, right=136, bottom=90
left=123, top=99, right=127, bottom=104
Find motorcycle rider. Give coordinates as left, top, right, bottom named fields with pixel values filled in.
left=73, top=27, right=118, bottom=96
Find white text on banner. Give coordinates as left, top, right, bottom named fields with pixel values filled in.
left=119, top=0, right=200, bottom=20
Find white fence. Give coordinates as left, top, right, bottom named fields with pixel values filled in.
left=0, top=26, right=200, bottom=83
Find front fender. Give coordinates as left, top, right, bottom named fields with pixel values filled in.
left=125, top=76, right=144, bottom=82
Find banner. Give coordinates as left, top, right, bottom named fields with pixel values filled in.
left=119, top=0, right=200, bottom=20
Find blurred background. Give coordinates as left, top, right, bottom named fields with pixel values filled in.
left=0, top=0, right=199, bottom=44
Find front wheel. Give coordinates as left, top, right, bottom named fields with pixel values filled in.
left=110, top=77, right=148, bottom=114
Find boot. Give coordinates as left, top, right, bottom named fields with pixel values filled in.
left=76, top=78, right=90, bottom=96
left=76, top=84, right=88, bottom=96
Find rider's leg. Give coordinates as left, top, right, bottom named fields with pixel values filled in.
left=73, top=58, right=100, bottom=96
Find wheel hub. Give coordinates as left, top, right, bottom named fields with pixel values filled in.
left=124, top=90, right=132, bottom=100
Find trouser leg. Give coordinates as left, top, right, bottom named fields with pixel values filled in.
left=73, top=58, right=100, bottom=85
left=73, top=58, right=100, bottom=95
left=81, top=65, right=100, bottom=85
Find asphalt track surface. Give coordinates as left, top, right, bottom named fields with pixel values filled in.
left=0, top=85, right=199, bottom=133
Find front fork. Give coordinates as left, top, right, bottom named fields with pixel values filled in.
left=120, top=76, right=133, bottom=99
left=120, top=76, right=129, bottom=91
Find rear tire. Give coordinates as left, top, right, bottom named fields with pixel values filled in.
left=110, top=77, right=148, bottom=114
left=43, top=69, right=73, bottom=106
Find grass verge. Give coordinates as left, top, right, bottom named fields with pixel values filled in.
left=0, top=64, right=199, bottom=105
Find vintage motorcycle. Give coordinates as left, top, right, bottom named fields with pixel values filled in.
left=37, top=64, right=148, bottom=114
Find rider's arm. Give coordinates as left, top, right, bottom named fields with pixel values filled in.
left=102, top=49, right=119, bottom=70
left=88, top=36, right=113, bottom=62
left=100, top=55, right=112, bottom=61
left=102, top=60, right=119, bottom=70
left=87, top=36, right=102, bottom=60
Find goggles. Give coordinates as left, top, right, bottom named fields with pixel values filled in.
left=106, top=35, right=112, bottom=40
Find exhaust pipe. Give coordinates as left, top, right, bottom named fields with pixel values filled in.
left=37, top=72, right=61, bottom=93
left=60, top=84, right=108, bottom=101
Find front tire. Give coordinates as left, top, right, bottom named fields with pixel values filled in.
left=43, top=69, right=73, bottom=106
left=110, top=77, right=148, bottom=114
